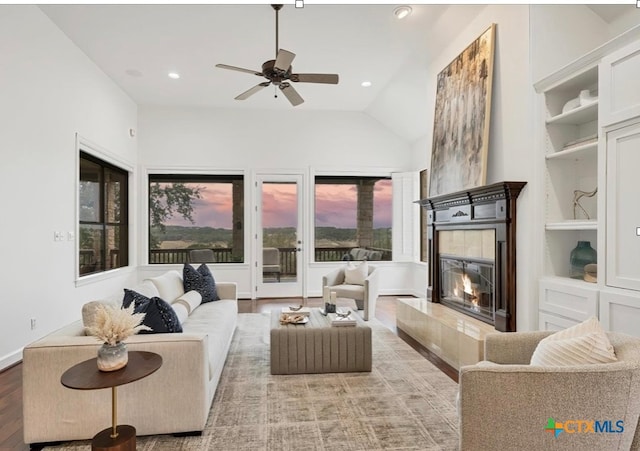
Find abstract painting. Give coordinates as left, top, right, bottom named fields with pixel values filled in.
left=429, top=24, right=496, bottom=197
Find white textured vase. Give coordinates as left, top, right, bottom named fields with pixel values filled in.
left=579, top=89, right=598, bottom=106
left=97, top=342, right=128, bottom=372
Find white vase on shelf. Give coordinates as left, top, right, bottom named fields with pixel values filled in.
left=579, top=89, right=598, bottom=106
left=562, top=96, right=580, bottom=114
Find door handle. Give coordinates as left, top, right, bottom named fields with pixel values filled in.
left=297, top=248, right=302, bottom=252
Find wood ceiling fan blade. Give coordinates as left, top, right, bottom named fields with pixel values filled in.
left=280, top=82, right=304, bottom=106
left=290, top=73, right=339, bottom=84
left=274, top=49, right=296, bottom=72
left=216, top=64, right=263, bottom=77
left=235, top=82, right=271, bottom=100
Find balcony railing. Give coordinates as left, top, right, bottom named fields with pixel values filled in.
left=148, top=246, right=391, bottom=275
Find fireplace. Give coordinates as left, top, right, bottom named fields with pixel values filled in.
left=419, top=181, right=526, bottom=332
left=440, top=256, right=494, bottom=324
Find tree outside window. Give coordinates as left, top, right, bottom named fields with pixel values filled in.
left=148, top=175, right=244, bottom=264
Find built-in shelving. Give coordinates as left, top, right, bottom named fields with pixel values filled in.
left=545, top=220, right=597, bottom=231
left=539, top=56, right=599, bottom=286
left=535, top=24, right=640, bottom=333
left=546, top=141, right=597, bottom=160
left=546, top=101, right=598, bottom=125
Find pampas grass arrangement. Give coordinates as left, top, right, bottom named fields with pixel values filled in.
left=86, top=304, right=151, bottom=345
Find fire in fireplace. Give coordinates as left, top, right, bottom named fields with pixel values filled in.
left=440, top=257, right=494, bottom=324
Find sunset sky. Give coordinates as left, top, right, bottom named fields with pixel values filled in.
left=162, top=180, right=392, bottom=229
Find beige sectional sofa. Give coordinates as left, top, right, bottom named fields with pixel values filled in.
left=22, top=270, right=237, bottom=446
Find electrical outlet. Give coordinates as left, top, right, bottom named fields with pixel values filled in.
left=54, top=231, right=64, bottom=242
left=30, top=318, right=36, bottom=330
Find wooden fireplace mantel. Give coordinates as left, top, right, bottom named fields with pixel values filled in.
left=418, top=181, right=527, bottom=332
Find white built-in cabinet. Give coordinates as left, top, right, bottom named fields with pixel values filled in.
left=535, top=26, right=640, bottom=334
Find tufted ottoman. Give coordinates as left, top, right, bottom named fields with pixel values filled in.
left=270, top=308, right=372, bottom=375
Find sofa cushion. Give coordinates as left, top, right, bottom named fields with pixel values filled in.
left=146, top=270, right=184, bottom=303
left=130, top=279, right=161, bottom=299
left=172, top=290, right=202, bottom=315
left=183, top=264, right=219, bottom=303
left=344, top=261, right=368, bottom=285
left=171, top=302, right=189, bottom=325
left=530, top=316, right=617, bottom=366
left=182, top=298, right=238, bottom=380
left=81, top=299, right=118, bottom=331
left=122, top=289, right=183, bottom=334
left=328, top=284, right=365, bottom=302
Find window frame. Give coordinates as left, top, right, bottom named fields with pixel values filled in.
left=76, top=138, right=132, bottom=283
left=313, top=173, right=393, bottom=263
left=147, top=172, right=246, bottom=265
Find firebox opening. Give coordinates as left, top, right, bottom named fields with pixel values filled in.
left=440, top=256, right=495, bottom=325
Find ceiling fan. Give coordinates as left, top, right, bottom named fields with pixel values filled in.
left=215, top=4, right=339, bottom=107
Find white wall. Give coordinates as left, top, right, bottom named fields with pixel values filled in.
left=0, top=6, right=138, bottom=369
left=137, top=106, right=414, bottom=298
left=402, top=5, right=537, bottom=330
left=530, top=5, right=612, bottom=83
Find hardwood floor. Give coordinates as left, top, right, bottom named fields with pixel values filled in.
left=1, top=295, right=456, bottom=450
left=0, top=362, right=25, bottom=450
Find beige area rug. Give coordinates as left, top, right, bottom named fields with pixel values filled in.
left=45, top=313, right=459, bottom=450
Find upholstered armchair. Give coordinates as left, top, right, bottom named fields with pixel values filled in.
left=458, top=331, right=640, bottom=451
left=322, top=264, right=379, bottom=321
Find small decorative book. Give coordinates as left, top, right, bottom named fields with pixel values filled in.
left=328, top=313, right=356, bottom=327
left=281, top=307, right=311, bottom=316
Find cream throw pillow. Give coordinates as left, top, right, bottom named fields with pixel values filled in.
left=344, top=260, right=368, bottom=285
left=172, top=290, right=202, bottom=315
left=530, top=317, right=617, bottom=366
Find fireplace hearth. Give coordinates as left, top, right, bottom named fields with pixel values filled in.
left=419, top=181, right=526, bottom=332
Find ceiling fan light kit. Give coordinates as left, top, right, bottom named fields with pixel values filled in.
left=215, top=3, right=339, bottom=106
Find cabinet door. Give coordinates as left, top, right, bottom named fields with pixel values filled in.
left=600, top=289, right=640, bottom=336
left=606, top=120, right=640, bottom=291
left=600, top=39, right=640, bottom=127
left=539, top=277, right=599, bottom=321
left=539, top=312, right=581, bottom=331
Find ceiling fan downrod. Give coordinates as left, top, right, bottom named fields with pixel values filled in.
left=272, top=4, right=283, bottom=59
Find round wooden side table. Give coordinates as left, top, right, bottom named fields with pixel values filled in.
left=61, top=350, right=162, bottom=451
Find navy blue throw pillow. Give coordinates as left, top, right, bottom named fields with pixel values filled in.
left=122, top=289, right=182, bottom=334
left=183, top=264, right=219, bottom=303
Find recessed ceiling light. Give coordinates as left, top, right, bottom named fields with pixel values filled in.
left=361, top=81, right=372, bottom=87
left=168, top=72, right=180, bottom=79
left=393, top=6, right=412, bottom=20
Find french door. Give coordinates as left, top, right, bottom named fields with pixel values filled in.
left=255, top=174, right=304, bottom=298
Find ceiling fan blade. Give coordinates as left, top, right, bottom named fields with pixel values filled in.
left=274, top=49, right=296, bottom=72
left=216, top=64, right=263, bottom=77
left=235, top=82, right=271, bottom=100
left=280, top=82, right=304, bottom=106
left=290, top=73, right=339, bottom=84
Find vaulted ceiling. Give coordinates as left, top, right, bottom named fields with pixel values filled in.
left=39, top=4, right=631, bottom=142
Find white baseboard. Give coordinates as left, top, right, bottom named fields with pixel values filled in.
left=1, top=348, right=22, bottom=371
left=305, top=289, right=418, bottom=299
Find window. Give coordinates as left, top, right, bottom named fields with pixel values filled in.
left=79, top=152, right=129, bottom=276
left=148, top=174, right=244, bottom=264
left=314, top=176, right=392, bottom=262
